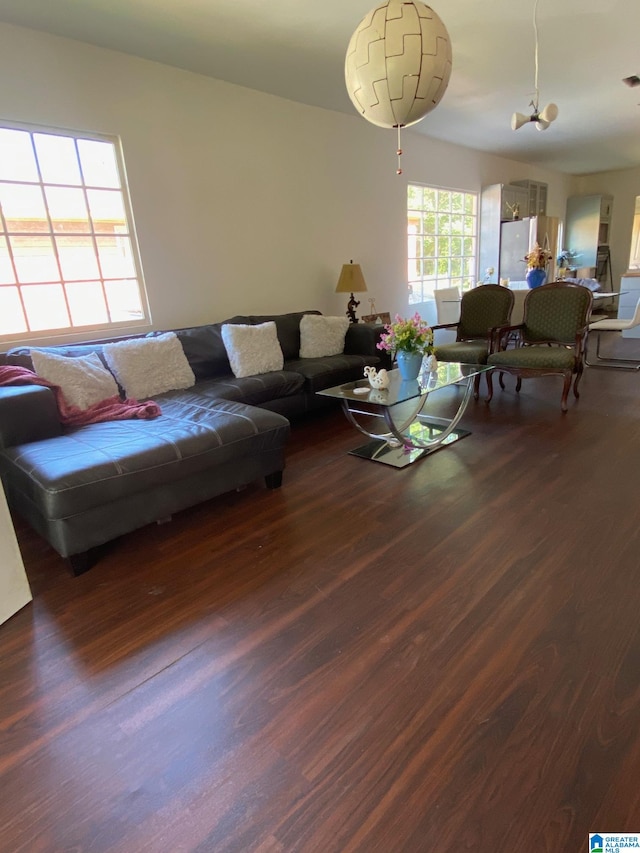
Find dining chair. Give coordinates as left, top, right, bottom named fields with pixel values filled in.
left=487, top=282, right=593, bottom=412
left=585, top=296, right=640, bottom=369
left=433, top=284, right=514, bottom=399
left=434, top=286, right=461, bottom=325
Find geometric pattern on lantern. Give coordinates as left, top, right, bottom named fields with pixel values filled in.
left=345, top=0, right=452, bottom=129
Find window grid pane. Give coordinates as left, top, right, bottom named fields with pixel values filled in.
left=0, top=122, right=147, bottom=340
left=407, top=183, right=478, bottom=303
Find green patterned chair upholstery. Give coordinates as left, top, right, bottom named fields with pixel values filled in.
left=433, top=284, right=514, bottom=399
left=487, top=282, right=593, bottom=412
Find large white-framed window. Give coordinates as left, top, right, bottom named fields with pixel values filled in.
left=0, top=121, right=148, bottom=342
left=407, top=183, right=478, bottom=303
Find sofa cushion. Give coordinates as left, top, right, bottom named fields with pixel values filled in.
left=192, top=371, right=305, bottom=406
left=159, top=321, right=245, bottom=380
left=488, top=346, right=576, bottom=370
left=221, top=322, right=284, bottom=378
left=284, top=353, right=381, bottom=393
left=168, top=324, right=229, bottom=379
left=299, top=314, right=350, bottom=358
left=237, top=311, right=321, bottom=361
left=7, top=342, right=110, bottom=371
left=434, top=340, right=490, bottom=365
left=103, top=333, right=196, bottom=399
left=30, top=350, right=120, bottom=411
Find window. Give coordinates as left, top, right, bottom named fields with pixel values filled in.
left=0, top=122, right=148, bottom=341
left=407, top=184, right=478, bottom=304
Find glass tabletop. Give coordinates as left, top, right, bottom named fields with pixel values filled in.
left=317, top=362, right=492, bottom=407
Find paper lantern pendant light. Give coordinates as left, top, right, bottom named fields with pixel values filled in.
left=345, top=0, right=452, bottom=173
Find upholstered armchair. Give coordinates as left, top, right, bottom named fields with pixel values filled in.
left=487, top=282, right=593, bottom=412
left=432, top=284, right=514, bottom=399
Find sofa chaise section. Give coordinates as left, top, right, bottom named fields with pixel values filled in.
left=0, top=389, right=289, bottom=573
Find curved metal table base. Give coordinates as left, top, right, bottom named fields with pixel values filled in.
left=342, top=373, right=476, bottom=468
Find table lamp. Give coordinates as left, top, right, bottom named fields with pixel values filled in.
left=336, top=261, right=367, bottom=323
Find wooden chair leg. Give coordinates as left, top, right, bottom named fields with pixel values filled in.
left=560, top=371, right=572, bottom=412
left=573, top=364, right=584, bottom=398
left=516, top=376, right=522, bottom=393
left=473, top=373, right=480, bottom=400
left=499, top=372, right=506, bottom=390
left=485, top=370, right=494, bottom=403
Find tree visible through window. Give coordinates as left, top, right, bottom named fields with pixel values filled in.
left=0, top=123, right=148, bottom=340
left=407, top=184, right=478, bottom=303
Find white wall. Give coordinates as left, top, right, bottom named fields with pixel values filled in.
left=0, top=21, right=576, bottom=347
left=0, top=483, right=32, bottom=626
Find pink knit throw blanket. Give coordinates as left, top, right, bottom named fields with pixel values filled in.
left=0, top=364, right=161, bottom=426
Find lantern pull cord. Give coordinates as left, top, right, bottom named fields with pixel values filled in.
left=396, top=125, right=403, bottom=175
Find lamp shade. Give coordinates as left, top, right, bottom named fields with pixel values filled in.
left=539, top=103, right=559, bottom=123
left=511, top=111, right=529, bottom=131
left=345, top=0, right=452, bottom=129
left=336, top=262, right=368, bottom=293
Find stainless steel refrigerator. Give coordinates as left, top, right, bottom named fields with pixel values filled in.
left=499, top=218, right=537, bottom=287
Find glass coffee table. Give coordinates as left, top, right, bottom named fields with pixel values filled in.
left=318, top=362, right=492, bottom=468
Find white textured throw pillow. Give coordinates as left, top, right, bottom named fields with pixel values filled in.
left=299, top=314, right=349, bottom=358
left=221, top=322, right=284, bottom=378
left=102, top=332, right=195, bottom=399
left=31, top=350, right=120, bottom=411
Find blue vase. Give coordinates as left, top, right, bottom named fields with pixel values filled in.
left=396, top=350, right=423, bottom=381
left=526, top=267, right=547, bottom=289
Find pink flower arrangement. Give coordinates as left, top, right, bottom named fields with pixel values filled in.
left=376, top=312, right=434, bottom=356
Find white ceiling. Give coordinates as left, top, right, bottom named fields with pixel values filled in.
left=0, top=0, right=639, bottom=175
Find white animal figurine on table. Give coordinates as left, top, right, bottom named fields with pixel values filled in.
left=364, top=365, right=390, bottom=389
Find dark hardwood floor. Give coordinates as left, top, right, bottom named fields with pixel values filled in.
left=2, top=356, right=640, bottom=852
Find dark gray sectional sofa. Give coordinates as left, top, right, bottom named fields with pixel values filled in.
left=0, top=310, right=385, bottom=575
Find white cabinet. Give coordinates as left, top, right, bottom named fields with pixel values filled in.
left=618, top=275, right=640, bottom=338
left=565, top=194, right=613, bottom=270
left=500, top=184, right=530, bottom=221
left=511, top=180, right=548, bottom=217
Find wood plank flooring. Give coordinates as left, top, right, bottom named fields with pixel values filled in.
left=1, top=360, right=640, bottom=852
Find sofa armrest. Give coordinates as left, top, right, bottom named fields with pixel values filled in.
left=0, top=386, right=62, bottom=449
